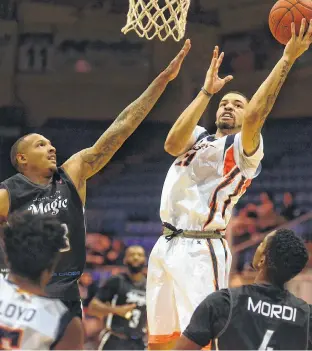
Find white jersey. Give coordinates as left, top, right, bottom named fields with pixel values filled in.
left=0, top=278, right=72, bottom=350
left=160, top=126, right=264, bottom=232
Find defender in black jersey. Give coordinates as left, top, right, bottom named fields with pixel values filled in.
left=0, top=41, right=190, bottom=318
left=88, top=246, right=147, bottom=350
left=176, top=228, right=312, bottom=350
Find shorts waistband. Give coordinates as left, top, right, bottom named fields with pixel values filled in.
left=162, top=222, right=222, bottom=241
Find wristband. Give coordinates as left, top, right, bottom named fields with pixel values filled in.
left=201, top=87, right=213, bottom=98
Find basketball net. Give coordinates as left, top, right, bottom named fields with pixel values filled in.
left=121, top=0, right=191, bottom=42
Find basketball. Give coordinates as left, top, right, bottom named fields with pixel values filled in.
left=269, top=0, right=312, bottom=45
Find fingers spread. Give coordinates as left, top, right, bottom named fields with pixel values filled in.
left=291, top=22, right=296, bottom=39
left=224, top=75, right=234, bottom=83
left=299, top=18, right=306, bottom=40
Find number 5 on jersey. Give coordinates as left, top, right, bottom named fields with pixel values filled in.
left=60, top=223, right=70, bottom=252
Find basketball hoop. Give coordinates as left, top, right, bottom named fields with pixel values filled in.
left=121, top=0, right=191, bottom=42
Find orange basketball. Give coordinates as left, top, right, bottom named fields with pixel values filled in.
left=269, top=0, right=312, bottom=45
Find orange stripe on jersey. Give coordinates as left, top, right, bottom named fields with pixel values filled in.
left=203, top=167, right=240, bottom=230
left=221, top=176, right=245, bottom=218
left=223, top=145, right=236, bottom=176
left=240, top=178, right=252, bottom=196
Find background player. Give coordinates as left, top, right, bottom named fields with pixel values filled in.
left=88, top=245, right=146, bottom=350
left=0, top=40, right=191, bottom=319
left=176, top=228, right=311, bottom=350
left=147, top=19, right=312, bottom=350
left=0, top=212, right=84, bottom=350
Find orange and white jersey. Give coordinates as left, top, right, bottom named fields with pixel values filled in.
left=0, top=278, right=72, bottom=350
left=160, top=126, right=264, bottom=232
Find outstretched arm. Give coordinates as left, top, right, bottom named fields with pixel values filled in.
left=164, top=46, right=233, bottom=156
left=242, top=19, right=312, bottom=156
left=62, top=40, right=191, bottom=197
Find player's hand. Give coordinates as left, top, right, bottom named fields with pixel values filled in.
left=283, top=19, right=312, bottom=62
left=163, top=39, right=191, bottom=81
left=115, top=303, right=136, bottom=319
left=203, top=46, right=233, bottom=95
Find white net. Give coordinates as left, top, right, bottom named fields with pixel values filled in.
left=121, top=0, right=191, bottom=42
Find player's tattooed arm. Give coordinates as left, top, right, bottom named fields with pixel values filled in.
left=242, top=19, right=312, bottom=156
left=248, top=59, right=291, bottom=150
left=62, top=40, right=191, bottom=188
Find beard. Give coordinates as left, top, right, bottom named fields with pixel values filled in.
left=127, top=263, right=145, bottom=274
left=216, top=121, right=235, bottom=130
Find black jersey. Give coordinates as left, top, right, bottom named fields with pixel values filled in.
left=0, top=168, right=86, bottom=300
left=184, top=284, right=311, bottom=350
left=96, top=273, right=147, bottom=339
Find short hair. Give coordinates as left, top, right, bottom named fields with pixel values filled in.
left=222, top=91, right=250, bottom=103
left=126, top=245, right=145, bottom=251
left=10, top=134, right=33, bottom=171
left=2, top=212, right=67, bottom=283
left=264, top=228, right=308, bottom=286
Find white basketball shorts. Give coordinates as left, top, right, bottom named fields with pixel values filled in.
left=147, top=235, right=232, bottom=344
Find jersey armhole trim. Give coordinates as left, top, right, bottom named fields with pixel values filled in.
left=215, top=289, right=233, bottom=339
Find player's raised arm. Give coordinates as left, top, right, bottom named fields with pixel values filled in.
left=62, top=40, right=191, bottom=181
left=242, top=18, right=312, bottom=156
left=164, top=46, right=233, bottom=157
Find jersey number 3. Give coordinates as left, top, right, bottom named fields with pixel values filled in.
left=129, top=309, right=141, bottom=329
left=0, top=326, right=23, bottom=350
left=259, top=329, right=274, bottom=350
left=60, top=223, right=71, bottom=252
